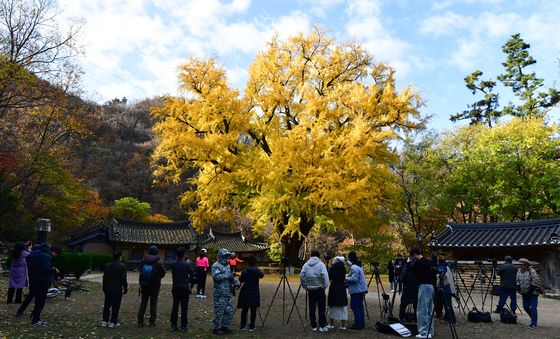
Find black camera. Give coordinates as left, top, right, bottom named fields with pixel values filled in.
left=371, top=260, right=379, bottom=267
left=488, top=258, right=498, bottom=266
left=474, top=260, right=483, bottom=265
left=324, top=253, right=333, bottom=261
left=280, top=256, right=290, bottom=266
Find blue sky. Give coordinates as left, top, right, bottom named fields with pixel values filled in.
left=58, top=0, right=560, bottom=131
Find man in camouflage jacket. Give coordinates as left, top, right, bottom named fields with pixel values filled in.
left=211, top=248, right=235, bottom=334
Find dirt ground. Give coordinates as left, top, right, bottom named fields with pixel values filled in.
left=1, top=272, right=560, bottom=338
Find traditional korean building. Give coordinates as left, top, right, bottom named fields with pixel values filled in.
left=66, top=218, right=269, bottom=266
left=199, top=228, right=269, bottom=257
left=429, top=218, right=560, bottom=295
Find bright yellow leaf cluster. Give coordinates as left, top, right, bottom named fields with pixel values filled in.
left=152, top=29, right=422, bottom=242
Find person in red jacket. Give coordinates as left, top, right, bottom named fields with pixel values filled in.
left=228, top=252, right=243, bottom=273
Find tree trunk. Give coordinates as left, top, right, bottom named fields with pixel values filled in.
left=280, top=215, right=314, bottom=267
left=282, top=232, right=305, bottom=267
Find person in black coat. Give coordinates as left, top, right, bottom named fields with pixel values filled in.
left=102, top=250, right=128, bottom=328
left=327, top=256, right=348, bottom=329
left=399, top=256, right=418, bottom=322
left=237, top=255, right=264, bottom=331
left=169, top=247, right=194, bottom=332
left=388, top=259, right=396, bottom=292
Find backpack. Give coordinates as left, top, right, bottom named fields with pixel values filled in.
left=500, top=309, right=517, bottom=324
left=139, top=262, right=155, bottom=287
left=467, top=308, right=492, bottom=323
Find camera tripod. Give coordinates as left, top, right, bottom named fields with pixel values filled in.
left=450, top=262, right=469, bottom=315
left=263, top=263, right=305, bottom=330
left=427, top=276, right=459, bottom=339
left=368, top=262, right=393, bottom=321
left=454, top=261, right=497, bottom=313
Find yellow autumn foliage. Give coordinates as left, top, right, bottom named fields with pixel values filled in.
left=152, top=29, right=422, bottom=256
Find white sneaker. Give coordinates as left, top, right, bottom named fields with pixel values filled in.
left=108, top=322, right=119, bottom=328
left=340, top=326, right=347, bottom=330
left=319, top=327, right=329, bottom=332
left=416, top=334, right=432, bottom=339
left=200, top=295, right=207, bottom=299
left=101, top=321, right=108, bottom=327
left=311, top=327, right=318, bottom=331
left=326, top=325, right=335, bottom=329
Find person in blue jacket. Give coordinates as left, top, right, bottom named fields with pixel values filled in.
left=345, top=251, right=368, bottom=330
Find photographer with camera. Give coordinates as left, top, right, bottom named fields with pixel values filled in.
left=494, top=255, right=518, bottom=314
left=394, top=254, right=405, bottom=293
left=410, top=247, right=435, bottom=339
left=345, top=251, right=368, bottom=330
left=434, top=254, right=457, bottom=325
left=300, top=250, right=330, bottom=332
left=516, top=258, right=541, bottom=330
left=237, top=255, right=264, bottom=332
left=399, top=255, right=418, bottom=322
left=211, top=248, right=236, bottom=335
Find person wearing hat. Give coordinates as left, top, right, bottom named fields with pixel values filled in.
left=137, top=245, right=166, bottom=328
left=7, top=241, right=31, bottom=304
left=211, top=248, right=235, bottom=335
left=195, top=248, right=209, bottom=298
left=516, top=258, right=541, bottom=330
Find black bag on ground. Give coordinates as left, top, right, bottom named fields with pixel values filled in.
left=500, top=309, right=517, bottom=324
left=468, top=308, right=492, bottom=323
left=491, top=284, right=501, bottom=296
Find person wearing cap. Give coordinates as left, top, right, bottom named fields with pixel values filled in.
left=18, top=243, right=61, bottom=328
left=211, top=248, right=235, bottom=335
left=494, top=255, right=518, bottom=314
left=228, top=252, right=244, bottom=273
left=7, top=241, right=31, bottom=304
left=137, top=245, right=166, bottom=328
left=516, top=258, right=541, bottom=330
left=195, top=248, right=209, bottom=298
left=101, top=250, right=127, bottom=328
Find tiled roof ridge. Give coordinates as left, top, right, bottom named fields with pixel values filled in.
left=67, top=222, right=108, bottom=240
left=209, top=229, right=243, bottom=237
left=114, top=217, right=191, bottom=227
left=448, top=217, right=560, bottom=230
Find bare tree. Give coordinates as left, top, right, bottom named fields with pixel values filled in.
left=0, top=0, right=82, bottom=120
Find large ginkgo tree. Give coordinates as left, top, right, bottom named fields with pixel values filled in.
left=152, top=29, right=422, bottom=264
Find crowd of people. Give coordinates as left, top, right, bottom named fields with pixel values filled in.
left=5, top=241, right=543, bottom=336
left=388, top=249, right=543, bottom=338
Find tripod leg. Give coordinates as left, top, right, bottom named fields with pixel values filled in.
left=286, top=283, right=302, bottom=324
left=284, top=279, right=306, bottom=331
left=263, top=275, right=285, bottom=325
left=258, top=307, right=265, bottom=328
left=441, top=289, right=459, bottom=339
left=363, top=296, right=369, bottom=319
